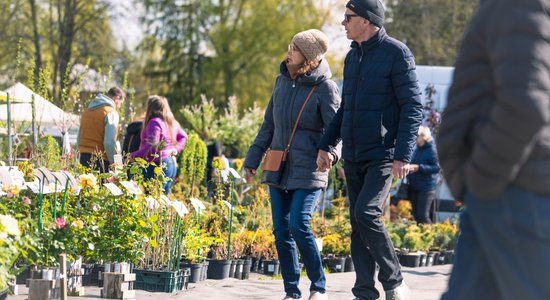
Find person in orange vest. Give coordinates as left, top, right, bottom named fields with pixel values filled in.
left=78, top=87, right=125, bottom=173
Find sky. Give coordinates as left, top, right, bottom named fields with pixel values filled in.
left=108, top=0, right=351, bottom=60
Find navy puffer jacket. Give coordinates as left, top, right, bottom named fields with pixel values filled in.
left=408, top=141, right=440, bottom=191
left=319, top=28, right=423, bottom=163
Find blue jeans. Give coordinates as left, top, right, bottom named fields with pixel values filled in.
left=441, top=186, right=550, bottom=300
left=344, top=160, right=403, bottom=300
left=144, top=156, right=177, bottom=195
left=269, top=187, right=325, bottom=298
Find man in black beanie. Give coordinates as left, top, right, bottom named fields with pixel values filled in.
left=317, top=0, right=422, bottom=299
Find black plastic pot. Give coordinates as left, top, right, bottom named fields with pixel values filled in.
left=229, top=260, right=236, bottom=278
left=398, top=253, right=421, bottom=268
left=324, top=257, right=346, bottom=273
left=201, top=260, right=209, bottom=281
left=234, top=259, right=244, bottom=279
left=241, top=258, right=252, bottom=280
left=250, top=256, right=259, bottom=272
left=206, top=259, right=231, bottom=280
left=263, top=260, right=280, bottom=276
left=344, top=256, right=355, bottom=272
left=181, top=263, right=203, bottom=283
left=426, top=251, right=437, bottom=267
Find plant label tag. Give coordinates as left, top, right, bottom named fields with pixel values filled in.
left=171, top=201, right=189, bottom=217
left=222, top=200, right=233, bottom=210
left=189, top=197, right=206, bottom=213
left=26, top=181, right=41, bottom=194
left=145, top=196, right=160, bottom=210
left=104, top=183, right=123, bottom=196
left=268, top=265, right=274, bottom=272
left=0, top=166, right=13, bottom=184
left=120, top=181, right=142, bottom=195
left=228, top=168, right=241, bottom=179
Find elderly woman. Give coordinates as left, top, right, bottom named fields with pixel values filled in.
left=244, top=29, right=340, bottom=300
left=407, top=126, right=440, bottom=224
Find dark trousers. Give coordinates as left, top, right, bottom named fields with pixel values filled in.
left=80, top=153, right=110, bottom=173
left=344, top=160, right=403, bottom=300
left=144, top=156, right=177, bottom=195
left=269, top=187, right=325, bottom=298
left=409, top=188, right=436, bottom=224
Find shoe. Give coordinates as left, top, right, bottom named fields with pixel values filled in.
left=308, top=291, right=328, bottom=300
left=385, top=282, right=410, bottom=300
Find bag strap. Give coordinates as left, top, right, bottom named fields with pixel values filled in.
left=285, top=85, right=317, bottom=151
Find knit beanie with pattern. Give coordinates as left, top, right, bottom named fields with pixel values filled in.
left=291, top=29, right=329, bottom=62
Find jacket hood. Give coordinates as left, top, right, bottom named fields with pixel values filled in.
left=280, top=58, right=332, bottom=86
left=88, top=94, right=116, bottom=109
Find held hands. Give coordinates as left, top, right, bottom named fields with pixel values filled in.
left=316, top=150, right=334, bottom=172
left=392, top=160, right=411, bottom=179
left=245, top=168, right=257, bottom=182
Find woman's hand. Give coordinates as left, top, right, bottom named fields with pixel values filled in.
left=245, top=168, right=257, bottom=182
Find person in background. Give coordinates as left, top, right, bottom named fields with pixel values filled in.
left=244, top=29, right=341, bottom=300
left=131, top=95, right=187, bottom=194
left=407, top=126, right=440, bottom=224
left=438, top=0, right=550, bottom=299
left=316, top=1, right=423, bottom=299
left=122, top=113, right=145, bottom=155
left=78, top=87, right=125, bottom=173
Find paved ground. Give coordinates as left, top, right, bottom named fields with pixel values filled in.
left=10, top=265, right=451, bottom=300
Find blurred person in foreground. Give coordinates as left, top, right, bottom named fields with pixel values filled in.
left=438, top=0, right=550, bottom=299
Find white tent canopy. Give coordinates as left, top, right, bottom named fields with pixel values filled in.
left=0, top=82, right=79, bottom=127
left=0, top=82, right=79, bottom=144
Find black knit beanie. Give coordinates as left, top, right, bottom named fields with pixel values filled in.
left=346, top=0, right=385, bottom=28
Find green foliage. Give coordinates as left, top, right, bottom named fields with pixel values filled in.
left=139, top=0, right=327, bottom=108
left=322, top=233, right=349, bottom=257
left=182, top=223, right=218, bottom=263
left=177, top=133, right=207, bottom=198
left=385, top=0, right=478, bottom=66
left=34, top=135, right=61, bottom=170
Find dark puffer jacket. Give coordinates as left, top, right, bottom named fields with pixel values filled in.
left=437, top=0, right=550, bottom=200
left=408, top=141, right=440, bottom=191
left=244, top=59, right=341, bottom=190
left=319, top=27, right=423, bottom=163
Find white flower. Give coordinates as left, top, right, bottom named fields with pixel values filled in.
left=0, top=214, right=20, bottom=237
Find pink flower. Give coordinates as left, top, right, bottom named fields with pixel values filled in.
left=6, top=192, right=13, bottom=198
left=55, top=218, right=66, bottom=229
left=22, top=197, right=31, bottom=205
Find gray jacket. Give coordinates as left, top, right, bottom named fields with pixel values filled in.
left=437, top=0, right=550, bottom=200
left=244, top=59, right=341, bottom=190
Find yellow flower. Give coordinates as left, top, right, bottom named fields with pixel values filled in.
left=78, top=173, right=97, bottom=188
left=71, top=219, right=85, bottom=229
left=1, top=183, right=22, bottom=196
left=212, top=156, right=225, bottom=169
left=154, top=167, right=162, bottom=176
left=231, top=158, right=244, bottom=171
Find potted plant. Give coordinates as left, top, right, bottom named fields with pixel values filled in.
left=180, top=224, right=217, bottom=283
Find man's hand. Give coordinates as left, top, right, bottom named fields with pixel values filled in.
left=392, top=160, right=410, bottom=179
left=409, top=164, right=419, bottom=173
left=245, top=168, right=257, bottom=182
left=316, top=150, right=334, bottom=172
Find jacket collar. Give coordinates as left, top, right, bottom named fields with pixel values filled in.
left=350, top=27, right=387, bottom=55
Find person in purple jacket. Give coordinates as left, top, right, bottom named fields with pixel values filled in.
left=131, top=95, right=187, bottom=194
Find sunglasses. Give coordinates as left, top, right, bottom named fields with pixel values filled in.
left=344, top=13, right=359, bottom=23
